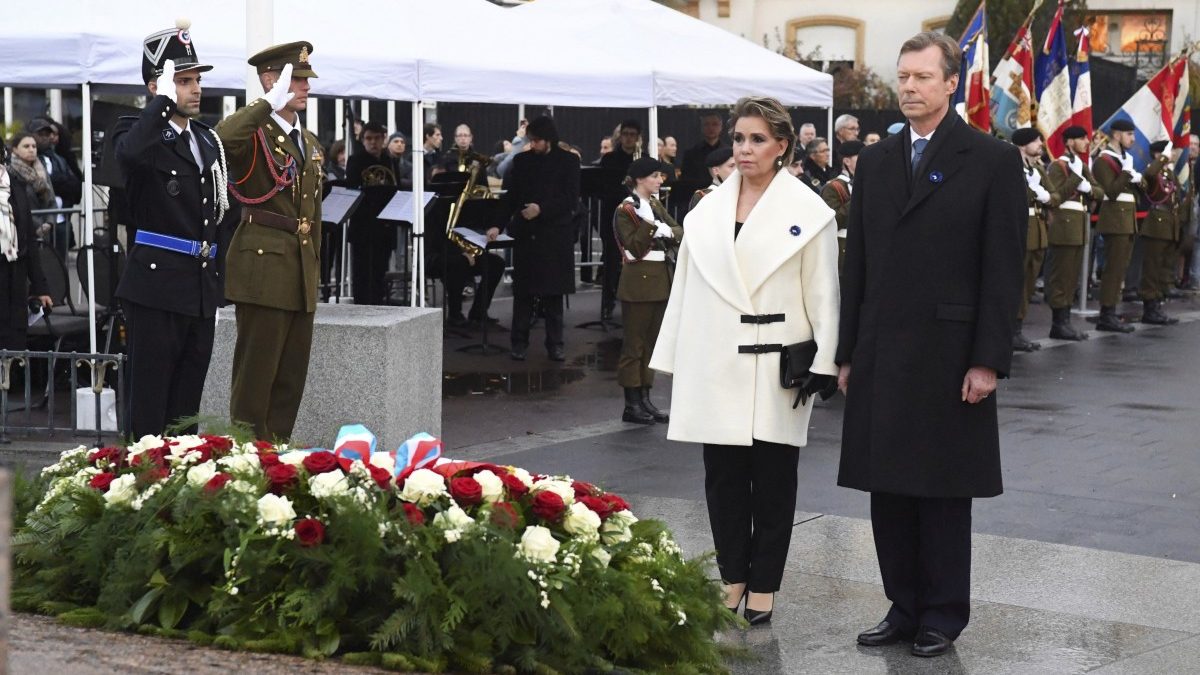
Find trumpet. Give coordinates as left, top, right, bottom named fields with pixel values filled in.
left=446, top=150, right=496, bottom=259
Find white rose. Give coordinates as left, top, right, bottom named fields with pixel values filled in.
left=563, top=502, right=601, bottom=539
left=103, top=474, right=138, bottom=507
left=186, top=461, right=218, bottom=488
left=398, top=468, right=448, bottom=506
left=532, top=479, right=574, bottom=505
left=519, top=525, right=560, bottom=563
left=218, top=453, right=261, bottom=475
left=600, top=509, right=638, bottom=545
left=309, top=471, right=351, bottom=499
left=509, top=467, right=534, bottom=488
left=126, top=434, right=164, bottom=458
left=369, top=452, right=396, bottom=475
left=256, top=493, right=297, bottom=527
left=277, top=452, right=308, bottom=467
left=473, top=470, right=504, bottom=504
left=433, top=504, right=474, bottom=531
left=590, top=547, right=612, bottom=569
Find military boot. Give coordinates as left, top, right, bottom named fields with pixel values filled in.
left=1096, top=306, right=1135, bottom=333
left=1048, top=307, right=1088, bottom=341
left=1140, top=299, right=1179, bottom=325
left=1012, top=319, right=1041, bottom=352
left=622, top=387, right=655, bottom=424
left=640, top=387, right=669, bottom=423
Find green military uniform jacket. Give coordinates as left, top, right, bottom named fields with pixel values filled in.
left=216, top=99, right=324, bottom=313
left=1023, top=162, right=1055, bottom=250
left=1141, top=160, right=1181, bottom=242
left=820, top=173, right=852, bottom=231
left=1045, top=157, right=1104, bottom=247
left=1093, top=149, right=1165, bottom=236
left=615, top=196, right=682, bottom=303
left=687, top=185, right=715, bottom=213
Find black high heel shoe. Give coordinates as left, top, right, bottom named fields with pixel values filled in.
left=743, top=594, right=773, bottom=625
left=723, top=585, right=746, bottom=613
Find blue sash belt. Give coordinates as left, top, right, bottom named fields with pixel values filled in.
left=134, top=230, right=218, bottom=259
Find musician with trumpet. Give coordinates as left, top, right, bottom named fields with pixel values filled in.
left=437, top=143, right=505, bottom=328
left=346, top=121, right=398, bottom=305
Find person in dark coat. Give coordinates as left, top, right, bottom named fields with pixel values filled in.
left=503, top=116, right=579, bottom=361
left=597, top=119, right=642, bottom=320
left=836, top=32, right=1025, bottom=657
left=345, top=122, right=398, bottom=306
left=0, top=151, right=53, bottom=349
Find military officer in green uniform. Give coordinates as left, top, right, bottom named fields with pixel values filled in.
left=1092, top=119, right=1165, bottom=332
left=1043, top=125, right=1103, bottom=340
left=687, top=147, right=734, bottom=213
left=820, top=139, right=862, bottom=274
left=1012, top=128, right=1055, bottom=351
left=216, top=42, right=323, bottom=441
left=614, top=157, right=682, bottom=425
left=1138, top=140, right=1181, bottom=325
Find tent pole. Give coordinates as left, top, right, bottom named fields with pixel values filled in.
left=307, top=95, right=319, bottom=138
left=411, top=100, right=426, bottom=307
left=517, top=103, right=525, bottom=125
left=648, top=106, right=659, bottom=159
left=827, top=106, right=834, bottom=145
left=335, top=98, right=345, bottom=141
left=386, top=101, right=396, bottom=134
left=81, top=83, right=98, bottom=357
left=3, top=88, right=12, bottom=129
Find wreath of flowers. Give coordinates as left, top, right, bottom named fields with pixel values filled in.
left=13, top=433, right=737, bottom=673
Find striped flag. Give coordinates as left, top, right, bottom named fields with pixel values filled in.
left=1098, top=56, right=1191, bottom=170
left=954, top=1, right=990, bottom=132
left=990, top=12, right=1036, bottom=140
left=1036, top=1, right=1072, bottom=157
left=1069, top=27, right=1093, bottom=137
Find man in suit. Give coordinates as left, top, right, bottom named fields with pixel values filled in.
left=217, top=42, right=323, bottom=442
left=837, top=32, right=1025, bottom=657
left=116, top=20, right=234, bottom=439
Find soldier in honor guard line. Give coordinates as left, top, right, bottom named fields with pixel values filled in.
left=820, top=139, right=863, bottom=274
left=116, top=20, right=236, bottom=439
left=1012, top=128, right=1054, bottom=352
left=1092, top=119, right=1166, bottom=332
left=216, top=43, right=323, bottom=441
left=1138, top=140, right=1182, bottom=325
left=686, top=147, right=734, bottom=213
left=1043, top=125, right=1103, bottom=340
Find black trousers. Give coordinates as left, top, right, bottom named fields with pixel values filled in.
left=870, top=492, right=973, bottom=639
left=0, top=257, right=31, bottom=349
left=444, top=251, right=504, bottom=319
left=599, top=215, right=621, bottom=310
left=122, top=300, right=214, bottom=439
left=351, top=235, right=394, bottom=305
left=702, top=440, right=800, bottom=593
left=511, top=292, right=563, bottom=351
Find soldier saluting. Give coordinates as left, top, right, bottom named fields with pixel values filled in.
left=216, top=42, right=323, bottom=442
left=116, top=20, right=234, bottom=439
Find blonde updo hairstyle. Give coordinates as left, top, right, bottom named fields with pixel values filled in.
left=728, top=96, right=795, bottom=172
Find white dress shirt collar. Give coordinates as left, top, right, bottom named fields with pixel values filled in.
left=168, top=118, right=203, bottom=169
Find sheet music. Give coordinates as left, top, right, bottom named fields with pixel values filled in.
left=321, top=186, right=361, bottom=224
left=378, top=191, right=436, bottom=223
left=453, top=228, right=514, bottom=250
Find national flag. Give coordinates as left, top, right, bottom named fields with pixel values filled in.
left=1098, top=56, right=1190, bottom=170
left=1036, top=1, right=1072, bottom=157
left=1172, top=62, right=1192, bottom=187
left=954, top=1, right=990, bottom=132
left=990, top=11, right=1036, bottom=140
left=1069, top=27, right=1093, bottom=137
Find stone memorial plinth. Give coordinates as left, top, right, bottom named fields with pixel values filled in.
left=201, top=304, right=442, bottom=450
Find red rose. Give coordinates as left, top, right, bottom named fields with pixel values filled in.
left=265, top=463, right=298, bottom=493
left=89, top=447, right=124, bottom=468
left=252, top=440, right=275, bottom=451
left=531, top=491, right=566, bottom=522
left=449, top=476, right=483, bottom=506
left=89, top=472, right=116, bottom=492
left=402, top=502, right=425, bottom=526
left=132, top=447, right=167, bottom=468
left=201, top=435, right=234, bottom=454
left=579, top=495, right=614, bottom=520
left=189, top=444, right=213, bottom=464
left=302, top=451, right=339, bottom=475
left=490, top=501, right=521, bottom=529
left=500, top=472, right=528, bottom=499
left=601, top=493, right=630, bottom=514
left=295, top=518, right=325, bottom=547
left=258, top=452, right=281, bottom=468
left=572, top=480, right=599, bottom=498
left=204, top=472, right=232, bottom=494
left=367, top=463, right=392, bottom=490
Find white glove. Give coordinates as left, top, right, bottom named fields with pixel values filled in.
left=1161, top=140, right=1173, bottom=160
left=1120, top=152, right=1135, bottom=172
left=653, top=221, right=674, bottom=239
left=157, top=59, right=178, bottom=104
left=1066, top=153, right=1086, bottom=179
left=261, top=63, right=295, bottom=112
left=1076, top=181, right=1096, bottom=194
left=1030, top=181, right=1052, bottom=204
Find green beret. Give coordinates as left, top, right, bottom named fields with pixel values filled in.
left=248, top=41, right=318, bottom=78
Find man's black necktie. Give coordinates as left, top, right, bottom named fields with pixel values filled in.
left=289, top=129, right=303, bottom=158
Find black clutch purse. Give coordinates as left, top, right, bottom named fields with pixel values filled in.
left=779, top=340, right=818, bottom=409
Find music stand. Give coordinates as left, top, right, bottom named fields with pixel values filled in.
left=321, top=186, right=365, bottom=303
left=379, top=190, right=436, bottom=304
left=452, top=199, right=513, bottom=355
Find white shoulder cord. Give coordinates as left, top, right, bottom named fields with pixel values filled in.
left=209, top=131, right=231, bottom=224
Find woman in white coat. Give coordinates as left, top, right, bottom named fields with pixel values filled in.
left=650, top=97, right=840, bottom=625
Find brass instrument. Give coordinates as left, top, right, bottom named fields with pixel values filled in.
left=446, top=149, right=495, bottom=258
left=360, top=164, right=397, bottom=187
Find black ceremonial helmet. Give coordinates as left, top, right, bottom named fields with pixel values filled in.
left=141, top=18, right=213, bottom=84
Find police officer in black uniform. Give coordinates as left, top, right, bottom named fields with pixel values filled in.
left=115, top=19, right=234, bottom=438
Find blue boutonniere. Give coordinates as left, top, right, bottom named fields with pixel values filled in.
left=929, top=170, right=944, bottom=184
left=789, top=225, right=802, bottom=236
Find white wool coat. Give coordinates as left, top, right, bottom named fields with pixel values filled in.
left=649, top=168, right=840, bottom=447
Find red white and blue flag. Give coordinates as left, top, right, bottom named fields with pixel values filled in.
left=1068, top=27, right=1093, bottom=139
left=1036, top=1, right=1072, bottom=158
left=1099, top=56, right=1191, bottom=170
left=954, top=1, right=990, bottom=132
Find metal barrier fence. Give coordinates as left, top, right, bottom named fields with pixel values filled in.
left=0, top=350, right=125, bottom=445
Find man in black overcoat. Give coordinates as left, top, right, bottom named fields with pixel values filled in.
left=836, top=32, right=1025, bottom=657
left=502, top=116, right=579, bottom=361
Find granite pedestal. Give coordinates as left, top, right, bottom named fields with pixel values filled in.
left=200, top=304, right=442, bottom=451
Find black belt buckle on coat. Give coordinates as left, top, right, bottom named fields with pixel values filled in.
left=737, top=343, right=783, bottom=354
left=740, top=313, right=785, bottom=324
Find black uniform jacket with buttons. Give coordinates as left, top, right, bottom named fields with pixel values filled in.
left=114, top=94, right=233, bottom=318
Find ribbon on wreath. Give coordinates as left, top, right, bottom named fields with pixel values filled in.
left=307, top=425, right=445, bottom=478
